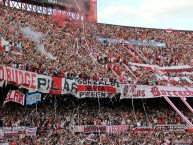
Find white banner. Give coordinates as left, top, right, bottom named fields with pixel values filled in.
left=73, top=126, right=84, bottom=133
left=106, top=125, right=130, bottom=133
left=78, top=92, right=115, bottom=98
left=26, top=127, right=37, bottom=136
left=74, top=125, right=130, bottom=134
left=0, top=129, right=4, bottom=139
left=0, top=79, right=4, bottom=87
left=0, top=65, right=5, bottom=87
left=129, top=62, right=193, bottom=73
left=37, top=74, right=52, bottom=93
left=121, top=84, right=193, bottom=99
left=61, top=78, right=77, bottom=94
left=154, top=124, right=188, bottom=133
left=1, top=64, right=193, bottom=99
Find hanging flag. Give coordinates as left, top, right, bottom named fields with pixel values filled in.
left=3, top=90, right=25, bottom=106
left=26, top=127, right=37, bottom=136
left=26, top=93, right=41, bottom=105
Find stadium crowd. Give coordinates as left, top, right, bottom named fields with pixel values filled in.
left=1, top=97, right=193, bottom=144
left=1, top=5, right=193, bottom=145
left=0, top=6, right=193, bottom=86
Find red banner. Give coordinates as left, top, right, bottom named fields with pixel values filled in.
left=77, top=79, right=118, bottom=98
left=0, top=45, right=5, bottom=52
left=77, top=85, right=116, bottom=93
left=49, top=77, right=62, bottom=94
left=4, top=90, right=25, bottom=106
left=74, top=125, right=130, bottom=134
left=4, top=131, right=18, bottom=139
left=84, top=125, right=106, bottom=133
left=135, top=127, right=155, bottom=133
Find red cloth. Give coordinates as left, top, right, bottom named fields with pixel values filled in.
left=0, top=44, right=5, bottom=52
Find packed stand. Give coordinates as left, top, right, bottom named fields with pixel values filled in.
left=0, top=6, right=193, bottom=85
left=0, top=97, right=193, bottom=144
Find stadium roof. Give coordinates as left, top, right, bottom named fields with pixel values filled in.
left=9, top=0, right=90, bottom=12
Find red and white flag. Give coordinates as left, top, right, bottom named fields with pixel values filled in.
left=26, top=127, right=37, bottom=136
left=3, top=90, right=25, bottom=106
left=0, top=37, right=5, bottom=52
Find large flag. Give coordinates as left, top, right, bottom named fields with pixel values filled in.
left=3, top=90, right=25, bottom=106
left=26, top=93, right=41, bottom=105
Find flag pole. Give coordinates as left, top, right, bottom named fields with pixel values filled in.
left=36, top=94, right=37, bottom=116
left=54, top=95, right=57, bottom=120
left=1, top=86, right=5, bottom=107
left=77, top=105, right=80, bottom=127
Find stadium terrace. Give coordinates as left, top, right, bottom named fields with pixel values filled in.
left=0, top=0, right=193, bottom=144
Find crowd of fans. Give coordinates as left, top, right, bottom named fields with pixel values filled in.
left=0, top=6, right=193, bottom=86
left=1, top=4, right=193, bottom=144
left=0, top=97, right=193, bottom=144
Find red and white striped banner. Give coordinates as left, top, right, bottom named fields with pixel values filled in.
left=128, top=62, right=193, bottom=73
